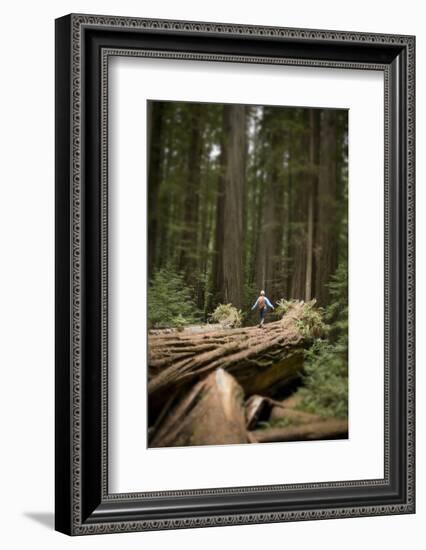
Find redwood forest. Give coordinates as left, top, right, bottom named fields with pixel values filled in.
left=147, top=100, right=349, bottom=448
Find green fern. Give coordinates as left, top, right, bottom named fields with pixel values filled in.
left=296, top=261, right=348, bottom=418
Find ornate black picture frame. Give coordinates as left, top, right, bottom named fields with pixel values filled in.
left=55, top=13, right=415, bottom=535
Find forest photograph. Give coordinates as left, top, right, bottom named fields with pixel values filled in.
left=147, top=99, right=348, bottom=448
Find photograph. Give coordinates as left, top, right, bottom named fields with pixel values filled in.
left=147, top=100, right=349, bottom=448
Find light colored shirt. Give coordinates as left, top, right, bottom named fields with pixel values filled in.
left=251, top=296, right=274, bottom=310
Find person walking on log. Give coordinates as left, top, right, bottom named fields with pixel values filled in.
left=251, top=290, right=274, bottom=328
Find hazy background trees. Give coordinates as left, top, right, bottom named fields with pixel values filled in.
left=147, top=100, right=348, bottom=324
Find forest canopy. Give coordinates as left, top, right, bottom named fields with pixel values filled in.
left=147, top=100, right=348, bottom=326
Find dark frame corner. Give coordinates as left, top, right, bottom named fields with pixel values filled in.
left=55, top=13, right=415, bottom=535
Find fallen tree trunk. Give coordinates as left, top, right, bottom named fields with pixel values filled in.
left=244, top=394, right=331, bottom=429
left=150, top=368, right=250, bottom=448
left=148, top=301, right=321, bottom=420
left=149, top=323, right=223, bottom=336
left=251, top=419, right=348, bottom=443
left=245, top=395, right=279, bottom=429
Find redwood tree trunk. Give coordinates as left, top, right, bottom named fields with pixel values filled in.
left=255, top=107, right=283, bottom=299
left=315, top=109, right=338, bottom=305
left=289, top=111, right=309, bottom=300
left=147, top=102, right=165, bottom=278
left=213, top=104, right=246, bottom=309
left=305, top=110, right=319, bottom=301
left=179, top=105, right=203, bottom=281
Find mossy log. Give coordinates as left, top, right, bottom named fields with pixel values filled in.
left=149, top=368, right=250, bottom=448
left=148, top=301, right=321, bottom=421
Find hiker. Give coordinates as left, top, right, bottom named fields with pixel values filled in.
left=251, top=290, right=274, bottom=328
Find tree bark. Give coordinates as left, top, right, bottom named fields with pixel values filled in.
left=179, top=104, right=203, bottom=281
left=148, top=301, right=320, bottom=420
left=289, top=110, right=309, bottom=300
left=149, top=368, right=250, bottom=447
left=255, top=107, right=284, bottom=299
left=213, top=104, right=246, bottom=309
left=209, top=123, right=226, bottom=311
left=305, top=109, right=320, bottom=301
left=147, top=102, right=165, bottom=278
left=315, top=109, right=338, bottom=305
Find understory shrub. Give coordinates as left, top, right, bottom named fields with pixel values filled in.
left=274, top=298, right=297, bottom=318
left=296, top=262, right=348, bottom=418
left=209, top=303, right=243, bottom=328
left=148, top=267, right=202, bottom=329
left=274, top=299, right=326, bottom=338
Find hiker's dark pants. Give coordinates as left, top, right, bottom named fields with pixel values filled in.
left=259, top=306, right=266, bottom=324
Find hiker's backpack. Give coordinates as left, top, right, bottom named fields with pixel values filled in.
left=258, top=296, right=265, bottom=309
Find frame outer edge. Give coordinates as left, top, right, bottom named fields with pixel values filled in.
left=59, top=13, right=415, bottom=535
left=55, top=14, right=73, bottom=536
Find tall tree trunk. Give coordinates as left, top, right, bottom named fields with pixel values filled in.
left=209, top=131, right=226, bottom=311
left=271, top=184, right=285, bottom=299
left=305, top=191, right=314, bottom=300
left=246, top=108, right=261, bottom=292
left=179, top=105, right=203, bottom=285
left=147, top=102, right=165, bottom=278
left=305, top=109, right=320, bottom=301
left=213, top=104, right=246, bottom=309
left=289, top=110, right=309, bottom=299
left=284, top=133, right=294, bottom=297
left=255, top=183, right=274, bottom=293
left=315, top=110, right=338, bottom=305
left=254, top=108, right=283, bottom=299
left=156, top=117, right=174, bottom=270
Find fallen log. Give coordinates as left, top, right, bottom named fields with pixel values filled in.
left=244, top=394, right=318, bottom=429
left=148, top=301, right=322, bottom=419
left=149, top=368, right=250, bottom=448
left=149, top=323, right=223, bottom=336
left=245, top=395, right=277, bottom=429
left=250, top=418, right=348, bottom=443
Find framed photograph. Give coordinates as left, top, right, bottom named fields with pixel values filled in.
left=55, top=14, right=415, bottom=535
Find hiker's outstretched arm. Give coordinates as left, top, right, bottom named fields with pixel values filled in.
left=251, top=298, right=259, bottom=310
left=265, top=297, right=274, bottom=309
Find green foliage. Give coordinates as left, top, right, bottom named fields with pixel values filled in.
left=296, top=337, right=348, bottom=418
left=325, top=261, right=348, bottom=341
left=242, top=280, right=258, bottom=320
left=274, top=298, right=296, bottom=318
left=209, top=303, right=243, bottom=328
left=296, top=302, right=327, bottom=339
left=273, top=299, right=327, bottom=339
left=148, top=267, right=202, bottom=329
left=169, top=314, right=188, bottom=332
left=257, top=417, right=297, bottom=430
left=296, top=262, right=348, bottom=418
